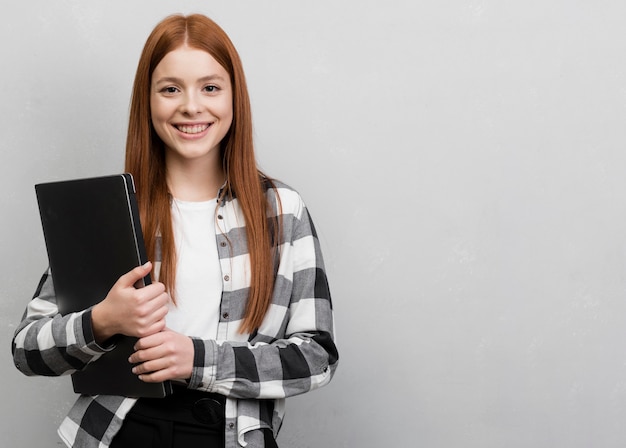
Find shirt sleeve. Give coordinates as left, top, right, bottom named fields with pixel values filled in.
left=187, top=192, right=339, bottom=399
left=12, top=269, right=113, bottom=376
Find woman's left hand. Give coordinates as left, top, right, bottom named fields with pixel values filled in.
left=129, top=328, right=194, bottom=382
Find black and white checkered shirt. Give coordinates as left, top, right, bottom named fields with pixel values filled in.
left=12, top=182, right=338, bottom=447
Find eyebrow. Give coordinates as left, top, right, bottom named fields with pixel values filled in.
left=153, top=75, right=227, bottom=84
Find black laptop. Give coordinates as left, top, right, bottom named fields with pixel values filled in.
left=35, top=173, right=172, bottom=398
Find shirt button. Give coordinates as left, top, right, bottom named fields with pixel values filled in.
left=220, top=241, right=227, bottom=247
left=228, top=423, right=235, bottom=430
left=224, top=275, right=230, bottom=281
left=222, top=312, right=229, bottom=319
left=217, top=214, right=223, bottom=220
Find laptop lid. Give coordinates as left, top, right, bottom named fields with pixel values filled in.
left=35, top=173, right=171, bottom=397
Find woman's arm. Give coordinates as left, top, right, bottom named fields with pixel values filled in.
left=189, top=193, right=339, bottom=399
left=12, top=263, right=170, bottom=376
left=11, top=269, right=111, bottom=376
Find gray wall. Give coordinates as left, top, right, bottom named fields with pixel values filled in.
left=3, top=1, right=626, bottom=447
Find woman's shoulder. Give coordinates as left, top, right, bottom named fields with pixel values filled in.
left=263, top=178, right=307, bottom=218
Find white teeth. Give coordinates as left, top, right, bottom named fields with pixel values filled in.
left=176, top=124, right=209, bottom=134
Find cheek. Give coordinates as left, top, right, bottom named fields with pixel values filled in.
left=149, top=102, right=171, bottom=143
left=223, top=110, right=234, bottom=129
left=150, top=99, right=165, bottom=125
left=217, top=99, right=234, bottom=127
left=215, top=91, right=233, bottom=117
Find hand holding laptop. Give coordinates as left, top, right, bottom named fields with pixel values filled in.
left=91, top=262, right=170, bottom=345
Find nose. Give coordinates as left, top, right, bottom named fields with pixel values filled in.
left=180, top=91, right=202, bottom=115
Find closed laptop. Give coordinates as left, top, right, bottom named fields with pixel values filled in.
left=35, top=173, right=171, bottom=398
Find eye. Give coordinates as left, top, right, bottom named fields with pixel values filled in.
left=160, top=86, right=179, bottom=94
left=203, top=85, right=219, bottom=93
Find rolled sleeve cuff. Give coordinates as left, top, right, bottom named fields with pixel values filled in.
left=188, top=337, right=217, bottom=391
left=79, top=309, right=116, bottom=354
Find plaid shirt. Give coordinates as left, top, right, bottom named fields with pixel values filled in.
left=12, top=182, right=338, bottom=448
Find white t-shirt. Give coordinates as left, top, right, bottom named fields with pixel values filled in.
left=166, top=197, right=222, bottom=340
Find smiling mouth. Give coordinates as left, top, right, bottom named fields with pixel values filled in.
left=175, top=124, right=211, bottom=134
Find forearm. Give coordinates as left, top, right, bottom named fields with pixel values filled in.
left=188, top=330, right=338, bottom=399
left=12, top=270, right=111, bottom=376
left=12, top=309, right=110, bottom=376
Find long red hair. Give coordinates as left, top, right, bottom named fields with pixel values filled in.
left=125, top=14, right=277, bottom=334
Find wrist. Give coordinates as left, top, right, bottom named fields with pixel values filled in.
left=91, top=302, right=116, bottom=344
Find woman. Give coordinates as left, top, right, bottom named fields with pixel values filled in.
left=12, top=13, right=338, bottom=448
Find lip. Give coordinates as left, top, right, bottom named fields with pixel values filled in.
left=172, top=122, right=212, bottom=139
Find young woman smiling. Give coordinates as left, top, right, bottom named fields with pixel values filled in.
left=13, top=14, right=338, bottom=448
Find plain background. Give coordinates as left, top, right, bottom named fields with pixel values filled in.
left=3, top=1, right=626, bottom=447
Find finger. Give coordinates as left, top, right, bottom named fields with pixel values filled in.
left=135, top=288, right=168, bottom=314
left=134, top=318, right=166, bottom=339
left=131, top=329, right=173, bottom=358
left=133, top=333, right=162, bottom=353
left=135, top=360, right=184, bottom=383
left=136, top=292, right=169, bottom=321
left=143, top=283, right=167, bottom=299
left=135, top=327, right=174, bottom=349
left=130, top=334, right=176, bottom=364
left=132, top=357, right=168, bottom=375
left=131, top=291, right=168, bottom=332
left=129, top=345, right=163, bottom=367
left=138, top=369, right=172, bottom=383
left=119, top=262, right=152, bottom=288
left=147, top=290, right=170, bottom=311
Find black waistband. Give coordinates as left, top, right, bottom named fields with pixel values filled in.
left=130, top=385, right=226, bottom=428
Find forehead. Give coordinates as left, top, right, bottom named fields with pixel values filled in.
left=152, top=46, right=229, bottom=81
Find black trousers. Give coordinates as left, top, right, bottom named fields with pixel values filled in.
left=111, top=411, right=223, bottom=447
left=111, top=387, right=225, bottom=448
left=110, top=387, right=278, bottom=448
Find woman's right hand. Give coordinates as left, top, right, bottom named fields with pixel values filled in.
left=91, top=262, right=169, bottom=344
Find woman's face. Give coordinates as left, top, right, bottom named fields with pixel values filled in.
left=150, top=45, right=233, bottom=167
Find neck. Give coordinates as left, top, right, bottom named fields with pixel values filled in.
left=165, top=153, right=224, bottom=202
